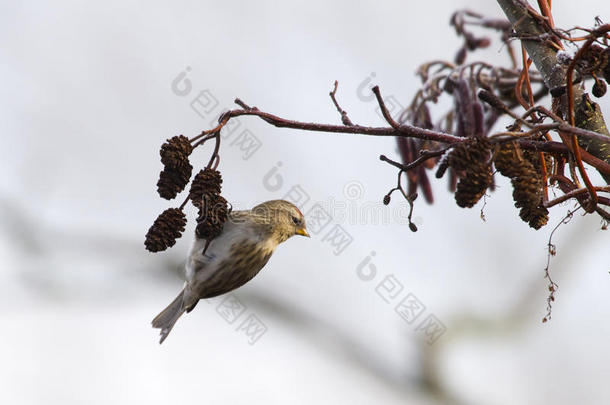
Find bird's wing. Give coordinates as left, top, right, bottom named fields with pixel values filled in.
left=185, top=215, right=257, bottom=283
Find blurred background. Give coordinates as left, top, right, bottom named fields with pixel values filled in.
left=2, top=1, right=610, bottom=404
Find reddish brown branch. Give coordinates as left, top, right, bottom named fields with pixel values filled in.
left=371, top=86, right=400, bottom=129
left=564, top=27, right=610, bottom=210
left=380, top=148, right=448, bottom=172
left=186, top=95, right=610, bottom=175
left=227, top=97, right=464, bottom=142
left=545, top=185, right=610, bottom=208
left=329, top=81, right=354, bottom=126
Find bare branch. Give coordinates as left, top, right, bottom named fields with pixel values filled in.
left=497, top=0, right=610, bottom=183
left=329, top=81, right=355, bottom=126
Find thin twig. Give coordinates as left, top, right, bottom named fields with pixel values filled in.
left=545, top=186, right=610, bottom=208
left=542, top=207, right=580, bottom=323
left=380, top=148, right=448, bottom=172
left=371, top=86, right=400, bottom=129
left=329, top=80, right=355, bottom=126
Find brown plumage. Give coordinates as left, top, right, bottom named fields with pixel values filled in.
left=152, top=200, right=310, bottom=343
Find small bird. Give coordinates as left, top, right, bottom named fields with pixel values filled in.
left=152, top=199, right=309, bottom=343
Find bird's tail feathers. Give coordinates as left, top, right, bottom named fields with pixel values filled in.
left=152, top=289, right=187, bottom=344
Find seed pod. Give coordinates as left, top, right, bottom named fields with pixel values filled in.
left=455, top=167, right=492, bottom=208
left=383, top=194, right=391, bottom=205
left=512, top=163, right=548, bottom=229
left=522, top=149, right=553, bottom=176
left=493, top=141, right=549, bottom=229
left=579, top=44, right=606, bottom=75
left=160, top=135, right=193, bottom=169
left=519, top=204, right=549, bottom=230
left=156, top=162, right=193, bottom=200
left=592, top=78, right=607, bottom=98
left=512, top=162, right=542, bottom=210
left=196, top=195, right=229, bottom=240
left=448, top=138, right=492, bottom=208
left=447, top=138, right=491, bottom=172
left=144, top=208, right=187, bottom=252
left=189, top=168, right=223, bottom=209
left=494, top=141, right=523, bottom=179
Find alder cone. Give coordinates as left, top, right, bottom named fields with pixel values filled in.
left=455, top=166, right=492, bottom=208
left=160, top=135, right=193, bottom=169
left=512, top=162, right=542, bottom=210
left=494, top=141, right=522, bottom=179
left=447, top=138, right=491, bottom=171
left=512, top=164, right=548, bottom=229
left=592, top=79, right=607, bottom=98
left=189, top=168, right=223, bottom=209
left=519, top=204, right=549, bottom=230
left=493, top=141, right=549, bottom=229
left=448, top=138, right=492, bottom=207
left=157, top=163, right=193, bottom=200
left=195, top=195, right=229, bottom=240
left=156, top=135, right=194, bottom=200
left=145, top=208, right=187, bottom=252
left=522, top=149, right=553, bottom=177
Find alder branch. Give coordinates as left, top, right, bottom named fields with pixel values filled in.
left=194, top=93, right=610, bottom=176
left=329, top=80, right=355, bottom=126
left=496, top=0, right=610, bottom=183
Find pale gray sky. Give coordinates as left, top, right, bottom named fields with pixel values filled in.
left=1, top=1, right=610, bottom=404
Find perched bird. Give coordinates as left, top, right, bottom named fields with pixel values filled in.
left=152, top=199, right=309, bottom=343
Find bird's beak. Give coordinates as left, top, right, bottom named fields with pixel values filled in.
left=296, top=227, right=310, bottom=237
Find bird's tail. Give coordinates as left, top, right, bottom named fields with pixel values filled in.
left=152, top=289, right=187, bottom=344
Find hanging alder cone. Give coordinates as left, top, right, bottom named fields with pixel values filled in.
left=454, top=167, right=492, bottom=208
left=189, top=167, right=229, bottom=240
left=522, top=149, right=554, bottom=176
left=592, top=78, right=607, bottom=98
left=195, top=194, right=229, bottom=240
left=156, top=135, right=194, bottom=200
left=144, top=208, right=187, bottom=252
left=512, top=163, right=548, bottom=229
left=189, top=168, right=223, bottom=210
left=447, top=138, right=492, bottom=208
left=157, top=162, right=193, bottom=200
left=519, top=204, right=549, bottom=230
left=493, top=142, right=549, bottom=229
left=494, top=141, right=522, bottom=178
left=160, top=135, right=193, bottom=169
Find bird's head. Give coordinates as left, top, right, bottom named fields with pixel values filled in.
left=251, top=200, right=310, bottom=243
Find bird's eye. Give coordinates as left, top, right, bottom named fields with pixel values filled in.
left=292, top=216, right=301, bottom=225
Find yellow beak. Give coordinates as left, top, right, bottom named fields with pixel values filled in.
left=296, top=227, right=310, bottom=237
